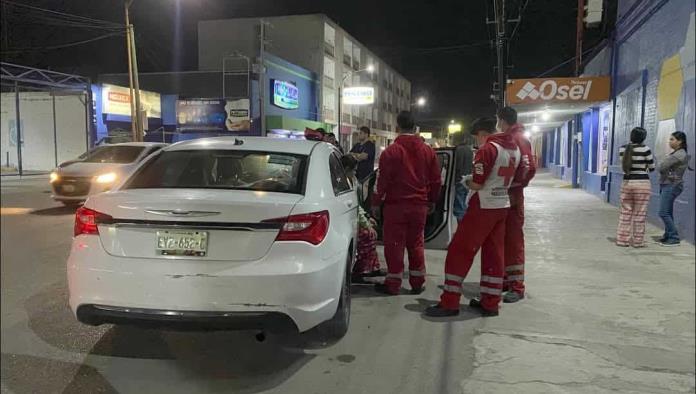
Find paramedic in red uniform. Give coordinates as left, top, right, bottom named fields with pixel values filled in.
left=497, top=106, right=536, bottom=303
left=425, top=117, right=521, bottom=317
left=372, top=111, right=442, bottom=295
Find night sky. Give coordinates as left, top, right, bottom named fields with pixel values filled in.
left=1, top=0, right=615, bottom=129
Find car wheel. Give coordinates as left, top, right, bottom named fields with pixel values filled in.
left=309, top=250, right=352, bottom=342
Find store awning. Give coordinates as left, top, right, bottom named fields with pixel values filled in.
left=505, top=76, right=611, bottom=132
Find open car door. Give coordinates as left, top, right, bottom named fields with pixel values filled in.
left=358, top=147, right=455, bottom=250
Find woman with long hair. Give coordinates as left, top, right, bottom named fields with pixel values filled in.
left=616, top=127, right=655, bottom=247
left=657, top=131, right=691, bottom=246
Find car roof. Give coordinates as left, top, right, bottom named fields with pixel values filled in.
left=104, top=142, right=168, bottom=147
left=165, top=137, right=322, bottom=155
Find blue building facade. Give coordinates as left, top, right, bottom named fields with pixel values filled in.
left=542, top=0, right=695, bottom=243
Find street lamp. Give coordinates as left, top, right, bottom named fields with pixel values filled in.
left=416, top=97, right=426, bottom=107
left=338, top=65, right=374, bottom=146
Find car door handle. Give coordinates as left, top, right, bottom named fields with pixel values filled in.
left=344, top=201, right=354, bottom=208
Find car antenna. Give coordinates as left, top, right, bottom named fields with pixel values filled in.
left=234, top=138, right=244, bottom=145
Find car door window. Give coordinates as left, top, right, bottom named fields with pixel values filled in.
left=329, top=154, right=351, bottom=195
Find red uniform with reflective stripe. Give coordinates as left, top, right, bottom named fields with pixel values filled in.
left=373, top=134, right=441, bottom=292
left=439, top=133, right=522, bottom=311
left=504, top=124, right=536, bottom=296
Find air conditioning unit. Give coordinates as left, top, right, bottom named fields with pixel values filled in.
left=584, top=0, right=603, bottom=27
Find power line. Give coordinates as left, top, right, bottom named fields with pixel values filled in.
left=1, top=31, right=125, bottom=54
left=509, top=0, right=530, bottom=41
left=535, top=42, right=605, bottom=77
left=1, top=0, right=121, bottom=28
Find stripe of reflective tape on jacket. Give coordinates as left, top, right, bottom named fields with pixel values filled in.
left=506, top=264, right=524, bottom=272
left=386, top=273, right=402, bottom=279
left=480, top=275, right=504, bottom=284
left=506, top=275, right=524, bottom=281
left=480, top=286, right=502, bottom=295
left=443, top=284, right=462, bottom=293
left=445, top=273, right=465, bottom=282
left=409, top=270, right=426, bottom=277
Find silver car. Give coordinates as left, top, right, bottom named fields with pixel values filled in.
left=50, top=142, right=167, bottom=205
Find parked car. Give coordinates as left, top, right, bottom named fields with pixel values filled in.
left=50, top=142, right=167, bottom=205
left=68, top=137, right=358, bottom=340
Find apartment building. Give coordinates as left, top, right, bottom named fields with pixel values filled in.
left=198, top=14, right=412, bottom=147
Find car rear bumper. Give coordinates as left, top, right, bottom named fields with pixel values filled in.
left=76, top=304, right=298, bottom=332
left=67, top=236, right=346, bottom=332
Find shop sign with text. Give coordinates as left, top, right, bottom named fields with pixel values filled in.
left=506, top=76, right=610, bottom=104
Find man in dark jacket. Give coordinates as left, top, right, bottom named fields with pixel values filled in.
left=350, top=126, right=376, bottom=181
left=372, top=111, right=442, bottom=295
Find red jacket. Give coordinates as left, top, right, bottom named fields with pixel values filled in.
left=507, top=123, right=536, bottom=191
left=373, top=134, right=442, bottom=206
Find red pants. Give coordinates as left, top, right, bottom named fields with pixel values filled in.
left=504, top=189, right=525, bottom=295
left=440, top=197, right=508, bottom=311
left=382, top=203, right=429, bottom=292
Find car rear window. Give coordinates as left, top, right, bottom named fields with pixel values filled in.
left=125, top=150, right=307, bottom=194
left=82, top=146, right=145, bottom=163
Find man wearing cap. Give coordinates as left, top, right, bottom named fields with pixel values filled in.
left=425, top=117, right=522, bottom=317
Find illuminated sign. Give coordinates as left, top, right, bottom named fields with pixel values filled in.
left=343, top=86, right=375, bottom=105
left=448, top=124, right=462, bottom=134
left=101, top=84, right=161, bottom=118
left=272, top=80, right=299, bottom=110
left=420, top=132, right=433, bottom=139
left=506, top=76, right=610, bottom=104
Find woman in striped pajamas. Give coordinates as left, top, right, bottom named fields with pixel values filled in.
left=616, top=127, right=655, bottom=247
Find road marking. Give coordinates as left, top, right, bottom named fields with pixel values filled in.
left=0, top=208, right=33, bottom=215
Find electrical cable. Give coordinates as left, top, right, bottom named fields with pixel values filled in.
left=509, top=0, right=530, bottom=41
left=1, top=0, right=122, bottom=28
left=535, top=42, right=605, bottom=77
left=1, top=31, right=125, bottom=54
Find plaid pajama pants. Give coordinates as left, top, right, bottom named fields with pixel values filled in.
left=616, top=180, right=652, bottom=247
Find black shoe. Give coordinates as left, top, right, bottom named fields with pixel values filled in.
left=374, top=283, right=399, bottom=296
left=364, top=269, right=387, bottom=277
left=424, top=303, right=459, bottom=317
left=410, top=287, right=425, bottom=295
left=469, top=298, right=499, bottom=317
left=503, top=291, right=524, bottom=303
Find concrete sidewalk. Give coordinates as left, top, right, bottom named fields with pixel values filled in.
left=456, top=172, right=695, bottom=393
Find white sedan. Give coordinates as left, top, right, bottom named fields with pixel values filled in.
left=68, top=137, right=358, bottom=340
left=50, top=142, right=167, bottom=205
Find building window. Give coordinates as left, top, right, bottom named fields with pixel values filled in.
left=323, top=56, right=335, bottom=87
left=323, top=87, right=336, bottom=123
left=343, top=37, right=352, bottom=67
left=324, top=23, right=335, bottom=57
left=352, top=46, right=361, bottom=70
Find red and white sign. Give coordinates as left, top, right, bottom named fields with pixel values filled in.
left=101, top=84, right=161, bottom=118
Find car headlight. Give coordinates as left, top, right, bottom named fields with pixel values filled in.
left=95, top=172, right=118, bottom=184
left=49, top=172, right=59, bottom=183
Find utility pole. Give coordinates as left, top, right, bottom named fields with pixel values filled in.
left=575, top=0, right=585, bottom=76
left=125, top=0, right=143, bottom=141
left=493, top=0, right=507, bottom=108
left=124, top=1, right=136, bottom=141
left=258, top=20, right=267, bottom=136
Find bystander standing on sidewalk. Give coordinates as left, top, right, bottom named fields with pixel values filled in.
left=616, top=127, right=655, bottom=248
left=453, top=132, right=475, bottom=222
left=657, top=131, right=692, bottom=247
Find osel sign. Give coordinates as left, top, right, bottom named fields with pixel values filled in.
left=506, top=76, right=610, bottom=105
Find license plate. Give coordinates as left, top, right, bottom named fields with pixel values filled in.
left=62, top=185, right=75, bottom=192
left=156, top=231, right=208, bottom=256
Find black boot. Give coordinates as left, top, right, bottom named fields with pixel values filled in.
left=424, top=303, right=459, bottom=317
left=469, top=298, right=499, bottom=317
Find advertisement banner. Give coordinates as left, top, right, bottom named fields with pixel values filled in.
left=506, top=76, right=610, bottom=105
left=271, top=80, right=299, bottom=110
left=343, top=87, right=375, bottom=105
left=176, top=98, right=250, bottom=132
left=101, top=84, right=161, bottom=118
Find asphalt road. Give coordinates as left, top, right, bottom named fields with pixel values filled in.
left=1, top=174, right=694, bottom=394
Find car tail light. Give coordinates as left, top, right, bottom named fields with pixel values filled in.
left=74, top=207, right=112, bottom=236
left=264, top=211, right=330, bottom=245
